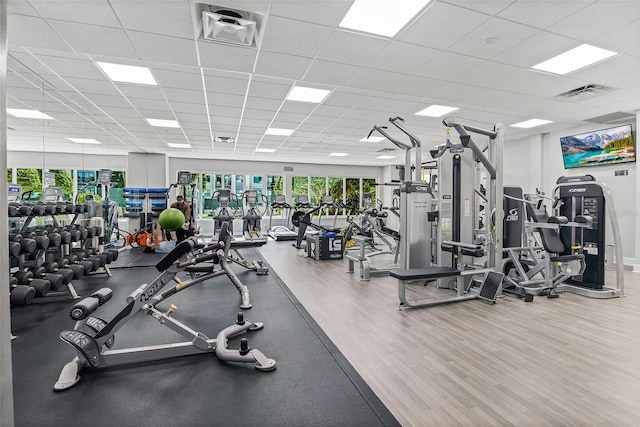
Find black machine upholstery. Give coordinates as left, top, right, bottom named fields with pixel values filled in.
left=524, top=203, right=566, bottom=254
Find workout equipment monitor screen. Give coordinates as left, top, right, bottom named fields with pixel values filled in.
left=560, top=124, right=635, bottom=169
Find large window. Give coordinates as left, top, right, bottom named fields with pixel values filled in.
left=292, top=176, right=309, bottom=203
left=50, top=169, right=74, bottom=201
left=345, top=178, right=360, bottom=215
left=17, top=168, right=43, bottom=201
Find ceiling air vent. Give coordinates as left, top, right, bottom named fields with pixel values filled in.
left=214, top=136, right=235, bottom=144
left=555, top=84, right=611, bottom=101
left=195, top=3, right=262, bottom=47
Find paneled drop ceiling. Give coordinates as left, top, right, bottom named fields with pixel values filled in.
left=5, top=0, right=640, bottom=166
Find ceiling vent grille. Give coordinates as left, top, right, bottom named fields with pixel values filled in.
left=555, top=84, right=611, bottom=101
left=195, top=3, right=262, bottom=47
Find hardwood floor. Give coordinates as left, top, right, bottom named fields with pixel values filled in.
left=258, top=242, right=640, bottom=427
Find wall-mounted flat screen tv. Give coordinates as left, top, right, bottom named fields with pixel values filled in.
left=560, top=124, right=635, bottom=169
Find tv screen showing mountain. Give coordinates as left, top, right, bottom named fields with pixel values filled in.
left=560, top=124, right=635, bottom=169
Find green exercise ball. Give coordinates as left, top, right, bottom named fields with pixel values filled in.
left=158, top=208, right=185, bottom=231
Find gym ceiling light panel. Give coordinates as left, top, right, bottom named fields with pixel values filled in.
left=329, top=152, right=349, bottom=157
left=360, top=136, right=386, bottom=142
left=532, top=44, right=617, bottom=75
left=167, top=143, right=191, bottom=148
left=510, top=119, right=552, bottom=129
left=286, top=86, right=331, bottom=103
left=146, top=118, right=180, bottom=128
left=339, top=0, right=431, bottom=37
left=255, top=148, right=276, bottom=153
left=7, top=109, right=54, bottom=119
left=96, top=62, right=157, bottom=85
left=265, top=128, right=294, bottom=136
left=67, top=138, right=101, bottom=144
left=377, top=155, right=396, bottom=159
left=415, top=105, right=459, bottom=117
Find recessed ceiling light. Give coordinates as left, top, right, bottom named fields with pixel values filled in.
left=146, top=118, right=180, bottom=128
left=360, top=136, right=386, bottom=142
left=167, top=143, right=191, bottom=148
left=532, top=44, right=617, bottom=75
left=510, top=119, right=553, bottom=129
left=286, top=86, right=331, bottom=103
left=7, top=109, right=54, bottom=119
left=265, top=128, right=294, bottom=136
left=96, top=62, right=157, bottom=85
left=339, top=0, right=431, bottom=37
left=255, top=148, right=276, bottom=153
left=377, top=155, right=396, bottom=159
left=67, top=138, right=101, bottom=144
left=329, top=152, right=349, bottom=157
left=415, top=105, right=459, bottom=117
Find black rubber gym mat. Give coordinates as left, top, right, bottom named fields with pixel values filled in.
left=11, top=249, right=399, bottom=427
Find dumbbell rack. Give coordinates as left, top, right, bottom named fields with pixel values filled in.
left=8, top=198, right=121, bottom=306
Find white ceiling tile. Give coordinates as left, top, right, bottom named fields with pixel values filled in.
left=414, top=51, right=484, bottom=79
left=317, top=30, right=390, bottom=66
left=448, top=1, right=515, bottom=15
left=492, top=31, right=578, bottom=68
left=197, top=42, right=257, bottom=72
left=274, top=111, right=309, bottom=124
left=398, top=2, right=490, bottom=50
left=369, top=41, right=440, bottom=74
left=499, top=70, right=587, bottom=98
left=248, top=80, right=291, bottom=99
left=303, top=60, right=361, bottom=86
left=347, top=69, right=406, bottom=92
left=128, top=31, right=198, bottom=67
left=255, top=51, right=313, bottom=80
left=498, top=1, right=592, bottom=29
left=203, top=74, right=249, bottom=95
left=591, top=21, right=640, bottom=55
left=154, top=69, right=204, bottom=90
left=269, top=0, right=351, bottom=26
left=163, top=87, right=205, bottom=104
left=169, top=101, right=209, bottom=115
left=453, top=60, right=521, bottom=87
left=208, top=93, right=246, bottom=108
left=8, top=14, right=71, bottom=51
left=261, top=15, right=333, bottom=58
left=28, top=0, right=121, bottom=27
left=49, top=20, right=137, bottom=58
left=129, top=97, right=171, bottom=112
left=110, top=1, right=194, bottom=38
left=59, top=77, right=120, bottom=96
left=570, top=54, right=640, bottom=88
left=36, top=55, right=106, bottom=80
left=548, top=1, right=640, bottom=41
left=244, top=96, right=282, bottom=111
left=118, top=85, right=166, bottom=100
left=447, top=17, right=540, bottom=60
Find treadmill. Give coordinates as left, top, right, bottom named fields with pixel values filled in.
left=267, top=195, right=297, bottom=241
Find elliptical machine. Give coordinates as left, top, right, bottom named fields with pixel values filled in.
left=213, top=189, right=237, bottom=239
left=170, top=171, right=198, bottom=233
left=242, top=190, right=268, bottom=241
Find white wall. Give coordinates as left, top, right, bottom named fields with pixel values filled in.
left=7, top=151, right=127, bottom=170
left=504, top=123, right=637, bottom=263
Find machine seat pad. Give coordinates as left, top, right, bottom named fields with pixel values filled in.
left=185, top=265, right=216, bottom=274
left=549, top=254, right=585, bottom=263
left=390, top=267, right=460, bottom=281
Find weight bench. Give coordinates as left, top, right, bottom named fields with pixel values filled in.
left=391, top=266, right=502, bottom=309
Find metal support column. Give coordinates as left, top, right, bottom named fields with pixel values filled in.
left=1, top=0, right=16, bottom=424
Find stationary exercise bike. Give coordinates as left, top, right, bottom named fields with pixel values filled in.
left=53, top=222, right=275, bottom=391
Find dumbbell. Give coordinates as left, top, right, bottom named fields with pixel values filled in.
left=35, top=202, right=57, bottom=215
left=20, top=231, right=49, bottom=250
left=8, top=202, right=32, bottom=217
left=9, top=234, right=37, bottom=254
left=28, top=266, right=65, bottom=291
left=74, top=204, right=86, bottom=213
left=12, top=270, right=50, bottom=297
left=9, top=276, right=36, bottom=306
left=41, top=261, right=74, bottom=284
left=64, top=253, right=94, bottom=276
left=29, top=229, right=62, bottom=247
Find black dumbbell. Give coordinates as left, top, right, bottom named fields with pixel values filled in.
left=12, top=271, right=50, bottom=297
left=10, top=276, right=36, bottom=306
